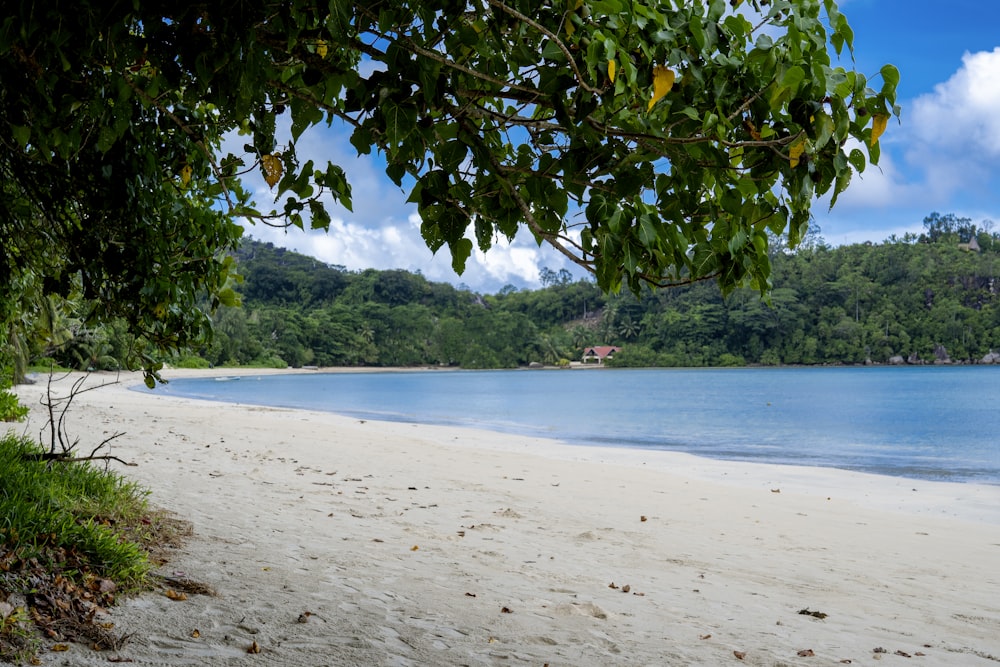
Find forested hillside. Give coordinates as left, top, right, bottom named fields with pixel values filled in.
left=610, top=223, right=1000, bottom=367
left=203, top=241, right=605, bottom=369
left=198, top=212, right=1000, bottom=369
left=20, top=213, right=1000, bottom=373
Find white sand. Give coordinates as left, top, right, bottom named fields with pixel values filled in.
left=11, top=370, right=1000, bottom=666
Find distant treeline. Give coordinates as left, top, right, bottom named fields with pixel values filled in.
left=194, top=211, right=1000, bottom=369
left=29, top=213, right=1000, bottom=371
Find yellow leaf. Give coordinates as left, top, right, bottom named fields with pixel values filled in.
left=871, top=113, right=889, bottom=146
left=565, top=0, right=584, bottom=36
left=789, top=139, right=805, bottom=168
left=51, top=644, right=70, bottom=652
left=260, top=153, right=282, bottom=188
left=316, top=40, right=328, bottom=58
left=647, top=66, right=675, bottom=112
left=180, top=164, right=192, bottom=186
left=608, top=60, right=616, bottom=83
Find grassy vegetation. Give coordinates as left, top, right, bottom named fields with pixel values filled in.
left=0, top=431, right=161, bottom=662
left=26, top=360, right=74, bottom=375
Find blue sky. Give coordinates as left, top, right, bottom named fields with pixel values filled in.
left=244, top=1, right=1000, bottom=292
left=814, top=0, right=1000, bottom=247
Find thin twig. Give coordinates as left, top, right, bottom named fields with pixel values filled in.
left=37, top=372, right=133, bottom=465
left=486, top=0, right=605, bottom=95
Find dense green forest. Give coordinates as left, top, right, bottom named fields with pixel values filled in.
left=23, top=213, right=1000, bottom=373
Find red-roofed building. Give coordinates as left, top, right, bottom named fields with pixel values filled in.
left=582, top=346, right=621, bottom=364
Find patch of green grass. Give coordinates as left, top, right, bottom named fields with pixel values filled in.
left=0, top=433, right=151, bottom=583
left=25, top=359, right=73, bottom=374
left=0, top=432, right=158, bottom=662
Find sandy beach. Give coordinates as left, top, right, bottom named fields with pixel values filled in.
left=10, top=369, right=1000, bottom=666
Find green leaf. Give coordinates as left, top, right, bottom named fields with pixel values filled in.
left=813, top=113, right=834, bottom=149
left=217, top=287, right=239, bottom=308
left=540, top=40, right=566, bottom=63
left=291, top=104, right=324, bottom=143
left=350, top=127, right=374, bottom=155
left=638, top=215, right=659, bottom=246
left=880, top=64, right=900, bottom=97
left=11, top=124, right=30, bottom=148
left=688, top=15, right=706, bottom=50
left=727, top=228, right=748, bottom=255
left=622, top=241, right=640, bottom=274
left=381, top=99, right=418, bottom=150
left=781, top=66, right=805, bottom=95
left=848, top=148, right=866, bottom=174
left=438, top=140, right=468, bottom=173
left=386, top=161, right=406, bottom=186
left=450, top=238, right=473, bottom=274
left=607, top=208, right=623, bottom=234
left=308, top=199, right=331, bottom=230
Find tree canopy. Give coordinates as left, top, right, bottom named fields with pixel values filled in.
left=0, top=0, right=898, bottom=379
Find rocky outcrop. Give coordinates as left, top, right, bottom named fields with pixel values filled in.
left=888, top=355, right=906, bottom=365
left=933, top=344, right=950, bottom=364
left=982, top=351, right=1000, bottom=364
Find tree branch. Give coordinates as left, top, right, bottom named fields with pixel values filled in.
left=486, top=0, right=605, bottom=95
left=121, top=72, right=236, bottom=211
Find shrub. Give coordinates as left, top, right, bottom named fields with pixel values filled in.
left=759, top=349, right=782, bottom=366
left=249, top=354, right=288, bottom=369
left=0, top=384, right=28, bottom=422
left=716, top=353, right=746, bottom=367
left=173, top=355, right=211, bottom=369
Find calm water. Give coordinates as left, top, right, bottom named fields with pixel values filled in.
left=136, top=367, right=1000, bottom=485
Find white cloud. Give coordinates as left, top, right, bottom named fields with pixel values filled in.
left=907, top=48, right=1000, bottom=185
left=828, top=138, right=910, bottom=209
left=814, top=48, right=1000, bottom=246
left=911, top=48, right=1000, bottom=152
left=244, top=213, right=568, bottom=292
left=472, top=236, right=547, bottom=287
left=820, top=46, right=1000, bottom=213
left=230, top=117, right=587, bottom=292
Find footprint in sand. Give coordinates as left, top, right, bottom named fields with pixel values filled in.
left=551, top=601, right=609, bottom=620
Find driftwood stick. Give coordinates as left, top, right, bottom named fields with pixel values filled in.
left=26, top=452, right=138, bottom=467
left=34, top=371, right=134, bottom=466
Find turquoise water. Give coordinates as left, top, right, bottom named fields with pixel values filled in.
left=136, top=367, right=1000, bottom=485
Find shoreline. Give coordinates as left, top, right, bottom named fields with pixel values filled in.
left=135, top=366, right=1000, bottom=500
left=11, top=369, right=1000, bottom=665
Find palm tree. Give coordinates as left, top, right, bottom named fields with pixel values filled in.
left=535, top=333, right=561, bottom=365
left=599, top=303, right=619, bottom=343
left=34, top=294, right=77, bottom=356
left=618, top=316, right=640, bottom=341
left=68, top=330, right=118, bottom=371
left=5, top=290, right=79, bottom=382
